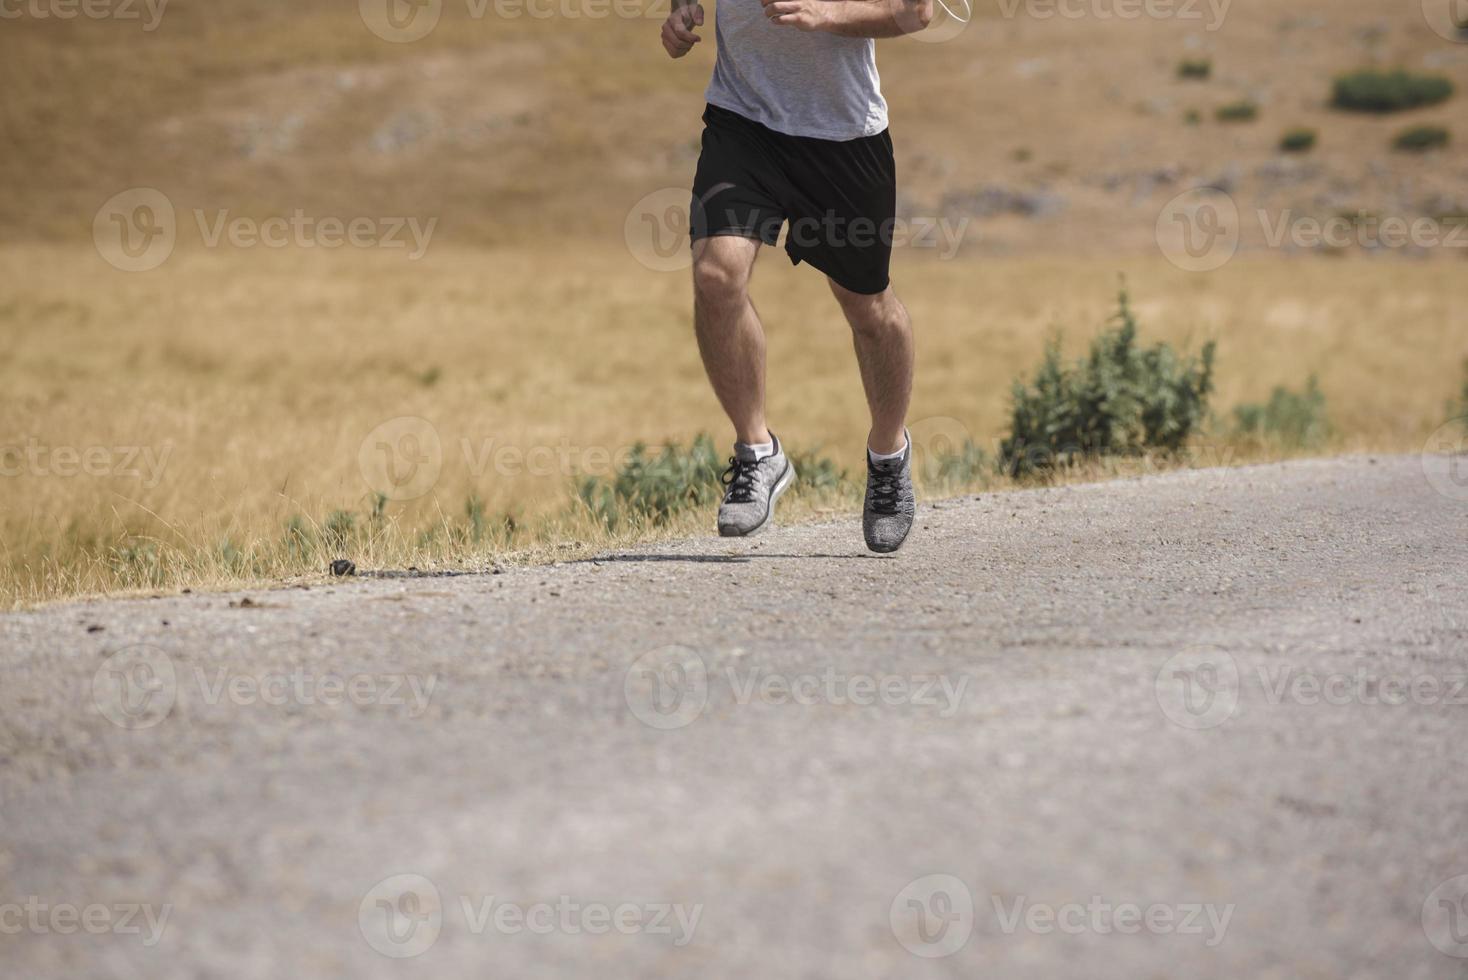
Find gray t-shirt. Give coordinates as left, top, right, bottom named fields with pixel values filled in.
left=704, top=0, right=889, bottom=141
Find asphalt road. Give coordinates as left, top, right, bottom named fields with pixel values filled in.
left=2, top=455, right=1467, bottom=979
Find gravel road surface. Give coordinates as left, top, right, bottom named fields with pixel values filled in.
left=2, top=455, right=1466, bottom=979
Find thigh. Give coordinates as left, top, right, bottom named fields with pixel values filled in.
left=779, top=130, right=897, bottom=296
left=690, top=105, right=788, bottom=247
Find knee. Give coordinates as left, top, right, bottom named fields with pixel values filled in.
left=692, top=253, right=750, bottom=308
left=839, top=289, right=906, bottom=337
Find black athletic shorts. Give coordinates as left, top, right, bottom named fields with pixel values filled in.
left=689, top=104, right=897, bottom=295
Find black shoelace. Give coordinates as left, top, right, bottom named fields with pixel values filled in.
left=722, top=457, right=758, bottom=504
left=869, top=468, right=901, bottom=515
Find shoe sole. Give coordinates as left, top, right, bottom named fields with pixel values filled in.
left=719, top=459, right=796, bottom=538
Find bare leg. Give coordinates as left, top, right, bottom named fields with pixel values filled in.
left=828, top=280, right=914, bottom=455
left=692, top=236, right=771, bottom=447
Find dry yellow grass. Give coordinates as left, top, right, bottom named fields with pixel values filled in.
left=2, top=241, right=1463, bottom=606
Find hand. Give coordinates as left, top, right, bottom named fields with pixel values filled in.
left=761, top=0, right=830, bottom=31
left=661, top=3, right=704, bottom=58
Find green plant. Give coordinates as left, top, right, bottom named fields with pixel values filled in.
left=1231, top=377, right=1330, bottom=448
left=933, top=440, right=992, bottom=489
left=1000, top=289, right=1216, bottom=477
left=1177, top=59, right=1212, bottom=80
left=786, top=446, right=847, bottom=493
left=1331, top=70, right=1454, bottom=113
left=1393, top=125, right=1450, bottom=153
left=1215, top=100, right=1259, bottom=122
left=1279, top=127, right=1318, bottom=153
left=576, top=435, right=726, bottom=530
left=1183, top=108, right=1202, bottom=126
left=324, top=509, right=357, bottom=548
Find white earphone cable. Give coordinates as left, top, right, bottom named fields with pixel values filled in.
left=933, top=0, right=970, bottom=23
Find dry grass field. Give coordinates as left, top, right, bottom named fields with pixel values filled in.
left=2, top=242, right=1463, bottom=605
left=1, top=0, right=1465, bottom=604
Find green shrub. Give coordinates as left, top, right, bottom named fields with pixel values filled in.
left=575, top=435, right=843, bottom=530
left=1231, top=377, right=1330, bottom=448
left=1280, top=127, right=1318, bottom=153
left=1177, top=59, right=1212, bottom=80
left=933, top=440, right=992, bottom=489
left=1215, top=100, right=1259, bottom=122
left=1183, top=108, right=1202, bottom=126
left=1000, top=289, right=1216, bottom=477
left=577, top=435, right=724, bottom=530
left=1393, top=125, right=1450, bottom=153
left=786, top=446, right=848, bottom=493
left=1331, top=70, right=1454, bottom=113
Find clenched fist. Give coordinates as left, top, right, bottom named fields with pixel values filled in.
left=661, top=2, right=705, bottom=58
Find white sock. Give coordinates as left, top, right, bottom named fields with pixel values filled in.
left=868, top=436, right=908, bottom=464
left=737, top=439, right=775, bottom=461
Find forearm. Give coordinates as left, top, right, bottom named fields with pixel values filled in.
left=819, top=0, right=932, bottom=37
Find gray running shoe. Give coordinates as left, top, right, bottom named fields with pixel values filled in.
left=863, top=431, right=916, bottom=553
left=717, top=435, right=795, bottom=537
